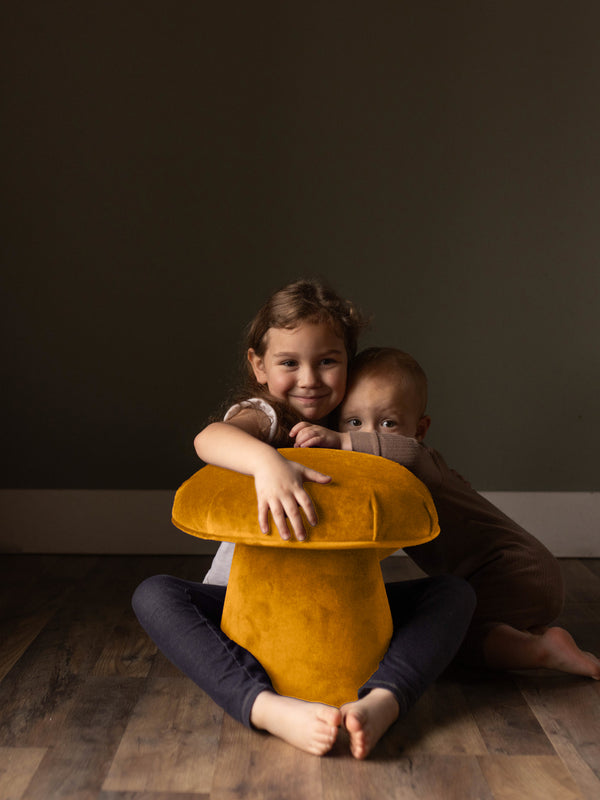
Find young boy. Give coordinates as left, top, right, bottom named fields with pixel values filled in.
left=291, top=347, right=600, bottom=678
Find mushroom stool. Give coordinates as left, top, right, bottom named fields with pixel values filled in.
left=171, top=448, right=440, bottom=708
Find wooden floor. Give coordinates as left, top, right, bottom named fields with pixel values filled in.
left=1, top=555, right=599, bottom=800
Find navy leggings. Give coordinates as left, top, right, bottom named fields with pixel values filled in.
left=132, top=573, right=475, bottom=728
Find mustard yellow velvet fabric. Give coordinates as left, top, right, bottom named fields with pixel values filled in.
left=172, top=448, right=439, bottom=550
left=171, top=448, right=440, bottom=706
left=223, top=546, right=394, bottom=707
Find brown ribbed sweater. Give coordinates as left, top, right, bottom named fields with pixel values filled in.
left=349, top=432, right=565, bottom=663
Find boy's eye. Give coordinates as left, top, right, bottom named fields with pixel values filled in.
left=381, top=419, right=397, bottom=429
left=347, top=418, right=362, bottom=427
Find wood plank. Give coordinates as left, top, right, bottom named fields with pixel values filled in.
left=103, top=678, right=222, bottom=795
left=99, top=791, right=209, bottom=799
left=477, top=754, right=581, bottom=800
left=579, top=558, right=600, bottom=583
left=560, top=559, right=600, bottom=603
left=0, top=555, right=53, bottom=612
left=0, top=556, right=598, bottom=800
left=0, top=610, right=59, bottom=683
left=91, top=554, right=215, bottom=679
left=517, top=674, right=600, bottom=800
left=0, top=556, right=96, bottom=616
left=456, top=669, right=555, bottom=755
left=19, top=677, right=145, bottom=800
left=382, top=678, right=488, bottom=757
left=0, top=560, right=142, bottom=748
left=92, top=607, right=158, bottom=678
left=210, top=714, right=323, bottom=800
left=147, top=650, right=187, bottom=679
left=322, top=754, right=493, bottom=800
left=0, top=555, right=99, bottom=682
left=0, top=556, right=178, bottom=748
left=0, top=558, right=184, bottom=746
left=0, top=633, right=82, bottom=748
left=0, top=747, right=46, bottom=800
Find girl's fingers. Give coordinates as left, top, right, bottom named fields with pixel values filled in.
left=284, top=504, right=306, bottom=541
left=296, top=491, right=318, bottom=528
left=271, top=507, right=292, bottom=540
left=256, top=463, right=331, bottom=541
left=304, top=467, right=332, bottom=484
left=268, top=496, right=310, bottom=540
left=257, top=501, right=270, bottom=535
left=258, top=496, right=297, bottom=540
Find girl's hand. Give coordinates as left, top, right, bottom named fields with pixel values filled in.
left=290, top=421, right=343, bottom=449
left=254, top=451, right=331, bottom=541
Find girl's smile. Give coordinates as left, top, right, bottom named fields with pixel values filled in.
left=248, top=321, right=348, bottom=422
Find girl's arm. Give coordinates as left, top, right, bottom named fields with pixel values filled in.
left=194, top=412, right=331, bottom=541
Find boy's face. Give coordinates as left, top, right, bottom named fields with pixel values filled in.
left=339, top=371, right=430, bottom=442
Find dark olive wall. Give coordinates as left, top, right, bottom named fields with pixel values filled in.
left=3, top=2, right=599, bottom=491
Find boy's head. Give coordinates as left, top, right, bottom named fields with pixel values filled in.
left=339, top=347, right=431, bottom=442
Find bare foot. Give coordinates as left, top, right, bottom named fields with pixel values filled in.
left=536, top=627, right=600, bottom=679
left=250, top=691, right=341, bottom=756
left=483, top=623, right=600, bottom=678
left=340, top=688, right=400, bottom=760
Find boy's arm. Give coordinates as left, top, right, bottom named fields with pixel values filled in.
left=346, top=431, right=420, bottom=465
left=347, top=431, right=440, bottom=488
left=290, top=423, right=440, bottom=487
left=290, top=422, right=423, bottom=469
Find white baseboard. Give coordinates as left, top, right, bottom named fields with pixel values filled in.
left=479, top=492, right=599, bottom=558
left=0, top=489, right=598, bottom=557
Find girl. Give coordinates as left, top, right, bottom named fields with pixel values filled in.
left=132, top=279, right=475, bottom=759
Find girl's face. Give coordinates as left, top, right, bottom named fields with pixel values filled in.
left=248, top=321, right=348, bottom=422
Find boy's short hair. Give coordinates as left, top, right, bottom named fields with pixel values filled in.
left=348, top=347, right=428, bottom=416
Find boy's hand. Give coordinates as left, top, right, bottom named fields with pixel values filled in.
left=254, top=451, right=331, bottom=541
left=290, top=421, right=343, bottom=449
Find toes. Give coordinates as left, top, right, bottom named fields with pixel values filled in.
left=344, top=709, right=365, bottom=734
left=312, top=726, right=338, bottom=755
left=349, top=736, right=369, bottom=760
left=323, top=706, right=343, bottom=725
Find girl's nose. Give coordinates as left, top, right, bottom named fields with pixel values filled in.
left=299, top=366, right=320, bottom=386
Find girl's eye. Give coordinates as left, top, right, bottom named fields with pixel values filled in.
left=280, top=360, right=297, bottom=368
left=381, top=419, right=397, bottom=429
left=320, top=357, right=337, bottom=366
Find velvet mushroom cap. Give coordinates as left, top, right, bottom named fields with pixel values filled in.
left=172, top=448, right=440, bottom=548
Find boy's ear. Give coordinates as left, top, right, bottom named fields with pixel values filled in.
left=248, top=348, right=267, bottom=385
left=415, top=415, right=431, bottom=442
